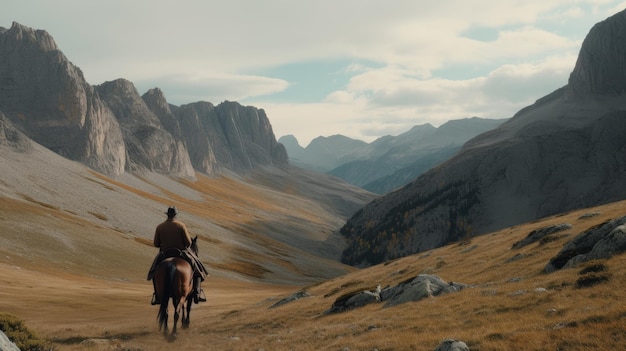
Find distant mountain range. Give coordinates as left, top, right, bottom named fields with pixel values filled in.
left=340, top=8, right=626, bottom=267
left=280, top=117, right=505, bottom=193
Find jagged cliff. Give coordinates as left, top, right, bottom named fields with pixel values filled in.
left=340, top=9, right=626, bottom=267
left=0, top=21, right=287, bottom=177
left=567, top=9, right=626, bottom=98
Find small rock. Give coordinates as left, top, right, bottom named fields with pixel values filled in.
left=434, top=338, right=470, bottom=351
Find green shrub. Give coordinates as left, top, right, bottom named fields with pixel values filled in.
left=0, top=312, right=55, bottom=351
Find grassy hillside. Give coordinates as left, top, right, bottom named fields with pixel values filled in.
left=1, top=191, right=625, bottom=350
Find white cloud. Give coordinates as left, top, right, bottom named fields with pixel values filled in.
left=134, top=72, right=289, bottom=105
left=3, top=0, right=624, bottom=146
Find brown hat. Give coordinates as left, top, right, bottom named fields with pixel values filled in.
left=165, top=206, right=178, bottom=217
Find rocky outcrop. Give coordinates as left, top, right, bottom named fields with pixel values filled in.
left=326, top=274, right=467, bottom=313
left=0, top=110, right=32, bottom=151
left=340, top=9, right=626, bottom=267
left=545, top=216, right=626, bottom=272
left=0, top=22, right=287, bottom=178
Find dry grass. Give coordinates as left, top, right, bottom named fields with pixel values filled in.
left=183, top=199, right=626, bottom=351
left=2, top=173, right=626, bottom=350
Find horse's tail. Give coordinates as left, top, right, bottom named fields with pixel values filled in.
left=157, top=260, right=176, bottom=330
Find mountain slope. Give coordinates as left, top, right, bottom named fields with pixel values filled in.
left=340, top=9, right=626, bottom=267
left=0, top=111, right=375, bottom=284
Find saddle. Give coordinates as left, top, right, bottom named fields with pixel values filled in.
left=147, top=248, right=202, bottom=281
left=158, top=248, right=195, bottom=268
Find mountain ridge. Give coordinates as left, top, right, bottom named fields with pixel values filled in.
left=340, top=9, right=626, bottom=266
left=280, top=117, right=505, bottom=193
left=0, top=21, right=287, bottom=178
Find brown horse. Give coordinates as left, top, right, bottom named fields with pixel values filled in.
left=154, top=236, right=198, bottom=341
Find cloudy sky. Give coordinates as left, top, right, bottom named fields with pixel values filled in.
left=4, top=1, right=626, bottom=146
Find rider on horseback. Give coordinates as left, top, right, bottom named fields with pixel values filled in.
left=147, top=206, right=208, bottom=305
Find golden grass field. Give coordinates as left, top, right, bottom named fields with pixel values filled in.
left=1, top=201, right=625, bottom=350
left=1, top=165, right=626, bottom=350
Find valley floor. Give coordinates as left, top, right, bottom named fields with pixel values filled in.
left=2, top=199, right=626, bottom=351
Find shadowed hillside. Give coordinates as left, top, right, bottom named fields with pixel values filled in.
left=340, top=9, right=626, bottom=267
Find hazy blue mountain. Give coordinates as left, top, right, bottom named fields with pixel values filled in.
left=329, top=118, right=505, bottom=193
left=280, top=134, right=370, bottom=172
left=281, top=119, right=504, bottom=193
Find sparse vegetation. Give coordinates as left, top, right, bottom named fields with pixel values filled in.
left=0, top=312, right=55, bottom=351
left=576, top=261, right=611, bottom=288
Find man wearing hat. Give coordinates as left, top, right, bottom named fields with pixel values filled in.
left=147, top=206, right=207, bottom=305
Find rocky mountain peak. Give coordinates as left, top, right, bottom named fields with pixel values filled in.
left=142, top=88, right=172, bottom=116
left=1, top=21, right=58, bottom=52
left=567, top=9, right=626, bottom=98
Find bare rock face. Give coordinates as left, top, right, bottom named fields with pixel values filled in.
left=176, top=100, right=288, bottom=174
left=567, top=10, right=626, bottom=98
left=214, top=101, right=288, bottom=171
left=0, top=21, right=126, bottom=175
left=97, top=79, right=195, bottom=177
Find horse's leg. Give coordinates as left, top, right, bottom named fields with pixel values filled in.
left=170, top=297, right=180, bottom=341
left=183, top=295, right=192, bottom=328
left=161, top=302, right=169, bottom=338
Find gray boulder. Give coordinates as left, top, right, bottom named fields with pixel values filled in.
left=545, top=215, right=626, bottom=272
left=326, top=285, right=381, bottom=314
left=382, top=274, right=467, bottom=308
left=0, top=330, right=20, bottom=351
left=434, top=339, right=469, bottom=351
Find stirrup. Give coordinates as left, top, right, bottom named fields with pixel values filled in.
left=193, top=289, right=206, bottom=304
left=198, top=289, right=207, bottom=303
left=151, top=293, right=160, bottom=305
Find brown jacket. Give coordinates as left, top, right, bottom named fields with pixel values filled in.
left=154, top=219, right=192, bottom=251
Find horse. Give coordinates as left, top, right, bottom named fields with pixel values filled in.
left=154, top=236, right=199, bottom=341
